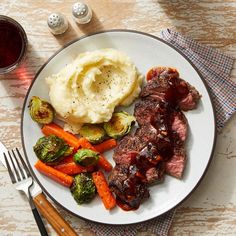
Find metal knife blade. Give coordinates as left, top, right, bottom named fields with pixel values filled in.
left=0, top=141, right=42, bottom=197
left=0, top=141, right=7, bottom=167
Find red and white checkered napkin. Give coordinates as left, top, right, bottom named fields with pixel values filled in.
left=86, top=29, right=235, bottom=236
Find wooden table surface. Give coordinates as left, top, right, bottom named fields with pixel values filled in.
left=0, top=1, right=236, bottom=235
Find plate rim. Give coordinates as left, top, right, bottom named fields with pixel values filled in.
left=21, top=29, right=217, bottom=225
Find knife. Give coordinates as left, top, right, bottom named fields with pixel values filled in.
left=0, top=141, right=78, bottom=236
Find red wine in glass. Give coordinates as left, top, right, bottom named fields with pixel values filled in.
left=0, top=15, right=27, bottom=74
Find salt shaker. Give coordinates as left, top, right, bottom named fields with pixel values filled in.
left=72, top=2, right=92, bottom=24
left=47, top=12, right=68, bottom=35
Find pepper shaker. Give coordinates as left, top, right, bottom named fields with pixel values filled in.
left=47, top=12, right=68, bottom=35
left=72, top=2, right=93, bottom=24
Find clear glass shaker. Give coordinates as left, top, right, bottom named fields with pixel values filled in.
left=72, top=2, right=93, bottom=24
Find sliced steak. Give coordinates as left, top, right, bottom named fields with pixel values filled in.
left=170, top=110, right=188, bottom=142
left=113, top=151, right=137, bottom=166
left=110, top=67, right=201, bottom=210
left=113, top=134, right=145, bottom=163
left=145, top=167, right=161, bottom=184
left=109, top=143, right=164, bottom=208
left=149, top=67, right=190, bottom=108
left=135, top=143, right=161, bottom=168
left=135, top=124, right=158, bottom=145
left=141, top=69, right=189, bottom=106
left=108, top=164, right=149, bottom=210
left=146, top=162, right=166, bottom=184
left=134, top=98, right=169, bottom=130
left=134, top=98, right=160, bottom=126
left=165, top=110, right=188, bottom=178
left=165, top=147, right=186, bottom=179
left=136, top=143, right=166, bottom=184
left=135, top=124, right=173, bottom=160
left=140, top=78, right=167, bottom=102
left=142, top=67, right=201, bottom=110
left=108, top=164, right=130, bottom=191
left=178, top=82, right=201, bottom=111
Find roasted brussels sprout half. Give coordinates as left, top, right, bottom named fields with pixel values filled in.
left=29, top=96, right=54, bottom=124
left=70, top=173, right=96, bottom=204
left=73, top=149, right=99, bottom=166
left=79, top=124, right=106, bottom=144
left=33, top=135, right=73, bottom=164
left=103, top=111, right=136, bottom=139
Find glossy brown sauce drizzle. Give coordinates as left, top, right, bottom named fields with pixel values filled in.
left=116, top=68, right=189, bottom=211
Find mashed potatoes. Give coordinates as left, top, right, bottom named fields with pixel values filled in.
left=46, top=49, right=143, bottom=133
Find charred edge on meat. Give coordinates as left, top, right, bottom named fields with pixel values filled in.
left=109, top=67, right=201, bottom=210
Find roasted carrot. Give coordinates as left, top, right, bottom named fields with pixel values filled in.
left=57, top=155, right=74, bottom=164
left=92, top=171, right=116, bottom=210
left=54, top=162, right=94, bottom=175
left=77, top=137, right=95, bottom=149
left=42, top=123, right=80, bottom=149
left=35, top=160, right=74, bottom=187
left=42, top=125, right=113, bottom=172
left=94, top=139, right=117, bottom=153
left=78, top=138, right=113, bottom=172
left=97, top=156, right=112, bottom=172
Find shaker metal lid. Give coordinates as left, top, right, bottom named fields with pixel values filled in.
left=47, top=12, right=65, bottom=29
left=72, top=2, right=88, bottom=18
left=47, top=12, right=68, bottom=35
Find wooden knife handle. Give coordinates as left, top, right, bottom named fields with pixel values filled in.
left=33, top=193, right=77, bottom=236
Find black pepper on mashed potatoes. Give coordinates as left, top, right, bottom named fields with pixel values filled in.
left=45, top=49, right=143, bottom=133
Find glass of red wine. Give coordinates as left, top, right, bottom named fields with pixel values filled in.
left=0, top=15, right=27, bottom=74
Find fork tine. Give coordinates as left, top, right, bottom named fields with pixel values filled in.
left=16, top=148, right=31, bottom=178
left=12, top=149, right=26, bottom=179
left=4, top=153, right=17, bottom=184
left=8, top=150, right=21, bottom=182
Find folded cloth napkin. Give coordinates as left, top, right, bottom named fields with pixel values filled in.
left=86, top=29, right=235, bottom=236
left=161, top=29, right=235, bottom=131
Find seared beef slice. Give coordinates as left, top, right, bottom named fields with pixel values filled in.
left=109, top=66, right=200, bottom=210
left=108, top=164, right=149, bottom=209
left=165, top=109, right=188, bottom=178
left=142, top=67, right=201, bottom=110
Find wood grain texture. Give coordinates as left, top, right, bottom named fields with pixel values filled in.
left=33, top=193, right=77, bottom=236
left=0, top=0, right=235, bottom=235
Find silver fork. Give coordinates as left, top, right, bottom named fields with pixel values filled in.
left=4, top=148, right=49, bottom=236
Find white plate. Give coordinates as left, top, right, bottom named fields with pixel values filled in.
left=21, top=30, right=216, bottom=225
